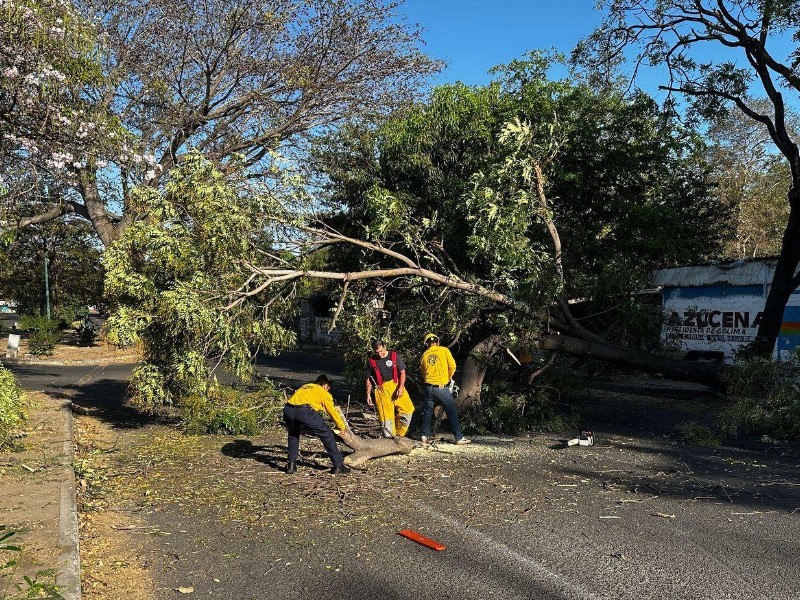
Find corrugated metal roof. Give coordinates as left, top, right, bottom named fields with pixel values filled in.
left=653, top=258, right=779, bottom=287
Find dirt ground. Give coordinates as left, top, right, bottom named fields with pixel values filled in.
left=76, top=414, right=155, bottom=600
left=0, top=392, right=67, bottom=594
left=72, top=414, right=521, bottom=599
left=71, top=398, right=800, bottom=599
left=12, top=330, right=140, bottom=364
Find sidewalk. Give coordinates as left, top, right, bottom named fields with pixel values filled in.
left=0, top=338, right=134, bottom=600
left=0, top=391, right=80, bottom=600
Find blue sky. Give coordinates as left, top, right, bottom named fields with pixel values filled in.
left=402, top=0, right=604, bottom=86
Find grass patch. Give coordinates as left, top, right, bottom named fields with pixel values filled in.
left=676, top=421, right=720, bottom=447
left=721, top=357, right=800, bottom=440
left=1, top=526, right=64, bottom=599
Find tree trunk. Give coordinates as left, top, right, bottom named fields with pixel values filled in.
left=540, top=334, right=724, bottom=390
left=753, top=199, right=800, bottom=356
left=455, top=334, right=503, bottom=415
left=339, top=428, right=413, bottom=469
left=78, top=169, right=120, bottom=247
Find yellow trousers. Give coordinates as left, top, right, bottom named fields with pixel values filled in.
left=374, top=380, right=414, bottom=437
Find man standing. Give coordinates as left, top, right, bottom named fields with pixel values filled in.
left=365, top=339, right=415, bottom=437
left=283, top=374, right=350, bottom=475
left=419, top=333, right=471, bottom=445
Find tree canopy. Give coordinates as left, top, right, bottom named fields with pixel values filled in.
left=0, top=213, right=104, bottom=319
left=2, top=0, right=439, bottom=246
left=314, top=56, right=726, bottom=342
left=103, top=153, right=295, bottom=410
left=574, top=0, right=800, bottom=355
left=253, top=57, right=731, bottom=402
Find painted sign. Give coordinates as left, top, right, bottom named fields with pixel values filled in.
left=662, top=285, right=764, bottom=361
left=776, top=290, right=800, bottom=359
left=662, top=285, right=800, bottom=361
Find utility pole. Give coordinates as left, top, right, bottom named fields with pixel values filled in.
left=43, top=244, right=51, bottom=319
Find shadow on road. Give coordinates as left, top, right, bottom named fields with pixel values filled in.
left=66, top=378, right=177, bottom=430
left=220, top=438, right=335, bottom=473
left=548, top=436, right=800, bottom=513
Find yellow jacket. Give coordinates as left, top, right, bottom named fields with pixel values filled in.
left=420, top=345, right=456, bottom=385
left=287, top=383, right=347, bottom=431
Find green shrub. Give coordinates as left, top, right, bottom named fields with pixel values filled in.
left=720, top=357, right=800, bottom=440
left=723, top=356, right=783, bottom=398
left=0, top=367, right=26, bottom=450
left=19, top=315, right=60, bottom=356
left=479, top=382, right=579, bottom=434
left=676, top=421, right=720, bottom=447
left=180, top=380, right=285, bottom=435
left=54, top=304, right=85, bottom=330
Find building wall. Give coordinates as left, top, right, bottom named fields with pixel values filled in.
left=661, top=281, right=800, bottom=361
left=662, top=285, right=765, bottom=361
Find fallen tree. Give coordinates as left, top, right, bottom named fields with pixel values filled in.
left=229, top=221, right=726, bottom=393
left=339, top=428, right=413, bottom=468
left=103, top=154, right=725, bottom=424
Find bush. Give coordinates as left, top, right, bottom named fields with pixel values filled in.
left=19, top=315, right=60, bottom=356
left=180, top=380, right=285, bottom=435
left=0, top=367, right=26, bottom=449
left=55, top=304, right=86, bottom=329
left=720, top=357, right=800, bottom=440
left=478, top=381, right=579, bottom=434
left=676, top=421, right=720, bottom=447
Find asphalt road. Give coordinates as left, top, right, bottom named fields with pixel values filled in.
left=7, top=355, right=800, bottom=600
left=3, top=346, right=347, bottom=399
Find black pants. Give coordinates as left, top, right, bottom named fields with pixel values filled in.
left=283, top=404, right=344, bottom=468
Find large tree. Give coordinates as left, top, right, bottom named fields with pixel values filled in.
left=0, top=211, right=104, bottom=319
left=0, top=0, right=122, bottom=236
left=2, top=0, right=438, bottom=246
left=268, top=58, right=730, bottom=403
left=573, top=0, right=800, bottom=355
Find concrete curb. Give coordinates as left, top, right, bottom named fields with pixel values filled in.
left=55, top=401, right=81, bottom=600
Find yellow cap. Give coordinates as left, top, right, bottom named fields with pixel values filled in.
left=423, top=332, right=439, bottom=344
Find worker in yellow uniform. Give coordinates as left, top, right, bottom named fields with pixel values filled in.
left=283, top=374, right=350, bottom=475
left=365, top=338, right=414, bottom=437
left=420, top=333, right=471, bottom=445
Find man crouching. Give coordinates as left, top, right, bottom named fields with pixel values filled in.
left=283, top=375, right=350, bottom=475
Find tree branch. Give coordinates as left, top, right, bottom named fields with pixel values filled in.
left=1, top=201, right=90, bottom=233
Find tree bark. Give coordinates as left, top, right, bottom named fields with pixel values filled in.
left=78, top=169, right=120, bottom=247
left=339, top=428, right=413, bottom=469
left=540, top=334, right=724, bottom=390
left=455, top=334, right=503, bottom=415
left=753, top=198, right=800, bottom=355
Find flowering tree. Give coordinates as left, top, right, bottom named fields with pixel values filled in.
left=0, top=0, right=127, bottom=239
left=2, top=0, right=438, bottom=247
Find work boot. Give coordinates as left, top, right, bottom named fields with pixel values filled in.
left=286, top=461, right=297, bottom=474
left=455, top=437, right=472, bottom=445
left=420, top=435, right=430, bottom=444
left=330, top=465, right=351, bottom=475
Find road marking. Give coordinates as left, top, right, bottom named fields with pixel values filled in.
left=414, top=501, right=607, bottom=600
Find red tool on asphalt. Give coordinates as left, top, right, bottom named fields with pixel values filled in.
left=397, top=529, right=446, bottom=551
